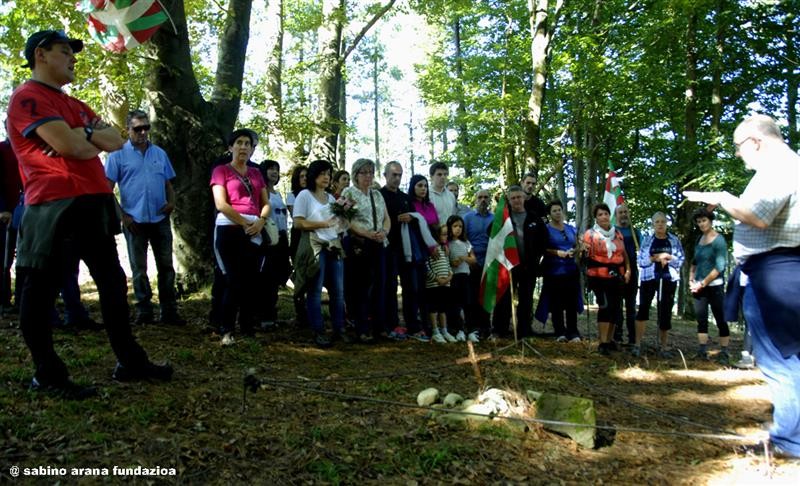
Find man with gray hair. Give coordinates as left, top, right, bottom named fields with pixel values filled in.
left=686, top=113, right=800, bottom=458
left=106, top=110, right=183, bottom=326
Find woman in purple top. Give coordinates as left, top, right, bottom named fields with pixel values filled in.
left=408, top=175, right=439, bottom=226
left=210, top=129, right=271, bottom=346
left=535, top=201, right=583, bottom=342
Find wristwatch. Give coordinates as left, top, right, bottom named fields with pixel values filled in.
left=84, top=126, right=94, bottom=141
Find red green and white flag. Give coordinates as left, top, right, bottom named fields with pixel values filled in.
left=479, top=196, right=520, bottom=313
left=78, top=0, right=169, bottom=53
left=603, top=161, right=625, bottom=225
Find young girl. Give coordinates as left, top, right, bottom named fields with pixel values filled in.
left=447, top=215, right=478, bottom=342
left=426, top=224, right=453, bottom=343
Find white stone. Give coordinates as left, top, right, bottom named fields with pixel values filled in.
left=417, top=388, right=440, bottom=407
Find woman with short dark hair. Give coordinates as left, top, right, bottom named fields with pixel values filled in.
left=210, top=129, right=271, bottom=346
left=536, top=200, right=583, bottom=342
left=690, top=208, right=730, bottom=363
left=292, top=160, right=348, bottom=347
left=582, top=203, right=630, bottom=355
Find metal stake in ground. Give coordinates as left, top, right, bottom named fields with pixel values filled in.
left=456, top=341, right=492, bottom=390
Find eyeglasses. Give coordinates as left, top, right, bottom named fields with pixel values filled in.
left=131, top=125, right=151, bottom=133
left=734, top=137, right=756, bottom=151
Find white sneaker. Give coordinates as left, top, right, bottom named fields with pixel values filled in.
left=467, top=331, right=480, bottom=343
left=455, top=330, right=466, bottom=342
left=569, top=336, right=582, bottom=343
left=221, top=333, right=235, bottom=346
left=556, top=335, right=568, bottom=343
left=441, top=329, right=458, bottom=343
left=432, top=330, right=446, bottom=344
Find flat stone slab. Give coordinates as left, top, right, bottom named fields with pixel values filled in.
left=535, top=392, right=596, bottom=448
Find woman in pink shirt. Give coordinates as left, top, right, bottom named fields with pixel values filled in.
left=210, top=129, right=271, bottom=346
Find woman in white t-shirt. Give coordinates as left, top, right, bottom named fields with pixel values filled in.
left=292, top=160, right=348, bottom=348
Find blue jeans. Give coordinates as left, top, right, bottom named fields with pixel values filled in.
left=306, top=249, right=345, bottom=334
left=123, top=218, right=177, bottom=317
left=744, top=285, right=800, bottom=457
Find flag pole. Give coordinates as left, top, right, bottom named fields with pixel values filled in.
left=510, top=270, right=518, bottom=345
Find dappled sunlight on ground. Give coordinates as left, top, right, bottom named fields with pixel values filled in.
left=667, top=368, right=763, bottom=385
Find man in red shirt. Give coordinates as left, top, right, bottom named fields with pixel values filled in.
left=6, top=30, right=173, bottom=399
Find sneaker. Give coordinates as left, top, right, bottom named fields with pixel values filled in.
left=598, top=343, right=611, bottom=356
left=555, top=335, right=568, bottom=343
left=467, top=331, right=480, bottom=343
left=389, top=326, right=408, bottom=340
left=569, top=336, right=582, bottom=343
left=734, top=352, right=756, bottom=370
left=630, top=345, right=641, bottom=358
left=221, top=333, right=235, bottom=346
left=314, top=332, right=332, bottom=348
left=455, top=330, right=466, bottom=342
left=441, top=329, right=458, bottom=343
left=716, top=350, right=731, bottom=366
left=260, top=320, right=276, bottom=331
left=432, top=331, right=446, bottom=344
left=411, top=331, right=431, bottom=342
left=29, top=377, right=98, bottom=400
left=112, top=361, right=173, bottom=382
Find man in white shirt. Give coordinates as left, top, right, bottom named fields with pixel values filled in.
left=429, top=161, right=456, bottom=225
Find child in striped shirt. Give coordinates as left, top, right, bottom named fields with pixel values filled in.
left=426, top=224, right=453, bottom=343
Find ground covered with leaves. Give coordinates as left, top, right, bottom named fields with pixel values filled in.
left=2, top=285, right=799, bottom=485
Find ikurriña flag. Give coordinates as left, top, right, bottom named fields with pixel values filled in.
left=78, top=0, right=169, bottom=53
left=603, top=161, right=625, bottom=224
left=479, top=195, right=520, bottom=313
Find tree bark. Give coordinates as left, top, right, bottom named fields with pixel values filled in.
left=453, top=16, right=470, bottom=176
left=784, top=10, right=799, bottom=150
left=373, top=42, right=380, bottom=165
left=146, top=0, right=253, bottom=290
left=263, top=0, right=287, bottom=155
left=524, top=0, right=564, bottom=177
left=310, top=0, right=397, bottom=164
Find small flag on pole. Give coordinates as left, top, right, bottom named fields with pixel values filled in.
left=479, top=195, right=520, bottom=313
left=603, top=161, right=625, bottom=225
left=78, top=0, right=169, bottom=53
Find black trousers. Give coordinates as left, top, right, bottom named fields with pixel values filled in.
left=261, top=231, right=290, bottom=322
left=214, top=225, right=261, bottom=335
left=492, top=266, right=535, bottom=338
left=614, top=272, right=638, bottom=343
left=20, top=197, right=149, bottom=384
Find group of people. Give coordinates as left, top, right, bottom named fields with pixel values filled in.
left=3, top=29, right=799, bottom=461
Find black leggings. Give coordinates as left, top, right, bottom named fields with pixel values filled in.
left=636, top=279, right=676, bottom=331
left=693, top=285, right=730, bottom=336
left=589, top=277, right=622, bottom=324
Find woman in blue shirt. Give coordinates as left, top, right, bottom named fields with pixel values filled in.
left=535, top=201, right=582, bottom=342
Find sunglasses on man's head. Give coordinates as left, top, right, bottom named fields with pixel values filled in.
left=132, top=125, right=151, bottom=133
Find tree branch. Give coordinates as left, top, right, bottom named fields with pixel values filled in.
left=211, top=0, right=254, bottom=129
left=342, top=0, right=397, bottom=61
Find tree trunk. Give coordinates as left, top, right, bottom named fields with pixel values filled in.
left=146, top=0, right=253, bottom=290
left=524, top=0, right=564, bottom=176
left=310, top=0, right=397, bottom=163
left=373, top=42, right=380, bottom=165
left=784, top=10, right=799, bottom=150
left=678, top=8, right=699, bottom=318
left=264, top=0, right=287, bottom=155
left=453, top=16, right=470, bottom=176
left=309, top=0, right=345, bottom=163
left=338, top=48, right=347, bottom=168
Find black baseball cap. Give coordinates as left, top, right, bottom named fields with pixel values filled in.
left=23, top=30, right=84, bottom=69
